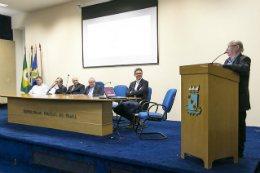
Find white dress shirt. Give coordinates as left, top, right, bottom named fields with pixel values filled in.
left=29, top=83, right=48, bottom=94
left=48, top=86, right=59, bottom=94
left=88, top=87, right=94, bottom=97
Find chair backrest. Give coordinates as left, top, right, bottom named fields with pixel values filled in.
left=114, top=85, right=128, bottom=96
left=162, top=89, right=177, bottom=113
left=147, top=87, right=152, bottom=102
left=96, top=81, right=104, bottom=94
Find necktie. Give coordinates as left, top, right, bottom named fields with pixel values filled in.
left=71, top=85, right=76, bottom=91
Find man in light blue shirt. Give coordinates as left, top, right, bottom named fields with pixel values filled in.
left=83, top=77, right=103, bottom=96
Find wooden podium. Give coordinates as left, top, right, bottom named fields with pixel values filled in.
left=180, top=64, right=239, bottom=169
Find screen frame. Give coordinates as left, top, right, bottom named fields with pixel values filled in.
left=81, top=0, right=158, bottom=68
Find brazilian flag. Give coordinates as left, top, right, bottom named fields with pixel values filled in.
left=20, top=54, right=30, bottom=93
left=30, top=53, right=38, bottom=89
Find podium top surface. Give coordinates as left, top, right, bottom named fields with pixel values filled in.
left=0, top=94, right=138, bottom=101
left=179, top=63, right=239, bottom=82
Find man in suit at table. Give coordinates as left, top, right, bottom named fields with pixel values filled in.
left=47, top=77, right=67, bottom=94
left=83, top=77, right=103, bottom=96
left=214, top=40, right=251, bottom=158
left=114, top=68, right=148, bottom=128
left=67, top=77, right=85, bottom=94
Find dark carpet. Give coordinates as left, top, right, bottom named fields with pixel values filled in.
left=0, top=105, right=259, bottom=173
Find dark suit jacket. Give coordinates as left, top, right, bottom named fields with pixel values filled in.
left=83, top=84, right=103, bottom=96
left=67, top=83, right=85, bottom=94
left=55, top=85, right=67, bottom=94
left=223, top=53, right=251, bottom=111
left=126, top=79, right=148, bottom=102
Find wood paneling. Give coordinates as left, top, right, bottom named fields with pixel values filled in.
left=4, top=95, right=116, bottom=136
left=0, top=39, right=16, bottom=104
left=180, top=64, right=239, bottom=169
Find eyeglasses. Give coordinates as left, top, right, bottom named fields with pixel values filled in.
left=227, top=45, right=237, bottom=49
left=135, top=73, right=142, bottom=75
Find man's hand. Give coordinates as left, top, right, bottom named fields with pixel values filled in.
left=213, top=63, right=223, bottom=67
left=139, top=87, right=142, bottom=90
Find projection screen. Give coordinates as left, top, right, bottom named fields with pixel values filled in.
left=82, top=4, right=158, bottom=68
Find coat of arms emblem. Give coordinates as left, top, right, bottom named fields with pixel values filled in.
left=186, top=85, right=201, bottom=114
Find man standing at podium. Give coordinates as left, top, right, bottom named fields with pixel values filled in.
left=214, top=40, right=251, bottom=158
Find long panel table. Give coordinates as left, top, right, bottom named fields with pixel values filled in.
left=0, top=94, right=133, bottom=136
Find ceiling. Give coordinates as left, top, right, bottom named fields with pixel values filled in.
left=0, top=0, right=77, bottom=16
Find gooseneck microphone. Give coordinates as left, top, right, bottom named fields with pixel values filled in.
left=104, top=82, right=111, bottom=86
left=211, top=52, right=227, bottom=64
left=66, top=74, right=70, bottom=88
left=46, top=78, right=58, bottom=94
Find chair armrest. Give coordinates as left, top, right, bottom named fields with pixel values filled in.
left=147, top=103, right=167, bottom=119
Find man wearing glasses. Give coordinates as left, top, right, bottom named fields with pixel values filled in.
left=214, top=40, right=251, bottom=158
left=47, top=77, right=67, bottom=94
left=114, top=68, right=149, bottom=128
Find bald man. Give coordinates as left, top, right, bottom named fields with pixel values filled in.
left=67, top=77, right=85, bottom=94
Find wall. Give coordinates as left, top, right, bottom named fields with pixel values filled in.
left=11, top=0, right=260, bottom=126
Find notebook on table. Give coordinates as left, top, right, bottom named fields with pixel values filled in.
left=104, top=87, right=127, bottom=99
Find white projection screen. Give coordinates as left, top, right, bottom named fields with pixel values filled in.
left=82, top=6, right=158, bottom=68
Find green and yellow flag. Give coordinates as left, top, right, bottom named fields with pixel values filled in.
left=20, top=54, right=30, bottom=93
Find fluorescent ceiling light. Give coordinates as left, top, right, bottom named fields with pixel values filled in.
left=0, top=3, right=8, bottom=7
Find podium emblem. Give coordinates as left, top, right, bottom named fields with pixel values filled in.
left=186, top=85, right=201, bottom=114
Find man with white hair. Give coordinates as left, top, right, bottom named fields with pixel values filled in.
left=67, top=77, right=85, bottom=94
left=214, top=40, right=251, bottom=158
left=83, top=77, right=103, bottom=96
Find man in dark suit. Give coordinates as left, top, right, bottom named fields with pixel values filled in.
left=67, top=77, right=85, bottom=94
left=55, top=77, right=67, bottom=94
left=47, top=77, right=67, bottom=94
left=214, top=40, right=251, bottom=158
left=83, top=77, right=103, bottom=96
left=114, top=68, right=148, bottom=128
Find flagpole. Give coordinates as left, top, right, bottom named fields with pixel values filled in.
left=30, top=45, right=33, bottom=80
left=39, top=43, right=43, bottom=80
left=35, top=44, right=38, bottom=76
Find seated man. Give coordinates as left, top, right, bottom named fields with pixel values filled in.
left=67, top=77, right=85, bottom=94
left=47, top=77, right=67, bottom=94
left=83, top=77, right=103, bottom=96
left=29, top=76, right=48, bottom=94
left=114, top=68, right=148, bottom=128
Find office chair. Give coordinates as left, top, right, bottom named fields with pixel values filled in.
left=112, top=85, right=128, bottom=125
left=95, top=81, right=105, bottom=95
left=135, top=88, right=177, bottom=140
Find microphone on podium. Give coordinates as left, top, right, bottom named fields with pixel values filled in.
left=211, top=52, right=227, bottom=64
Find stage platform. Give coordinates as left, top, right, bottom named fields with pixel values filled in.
left=0, top=105, right=259, bottom=173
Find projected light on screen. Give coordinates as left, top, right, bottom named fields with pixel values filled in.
left=82, top=7, right=158, bottom=68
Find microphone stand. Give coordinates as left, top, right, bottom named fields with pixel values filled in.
left=211, top=52, right=227, bottom=64
left=66, top=74, right=70, bottom=88
left=46, top=78, right=58, bottom=94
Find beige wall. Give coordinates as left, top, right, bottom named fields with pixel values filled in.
left=12, top=0, right=260, bottom=126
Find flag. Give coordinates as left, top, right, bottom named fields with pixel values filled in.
left=30, top=53, right=39, bottom=89
left=20, top=54, right=30, bottom=93
left=30, top=53, right=33, bottom=87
